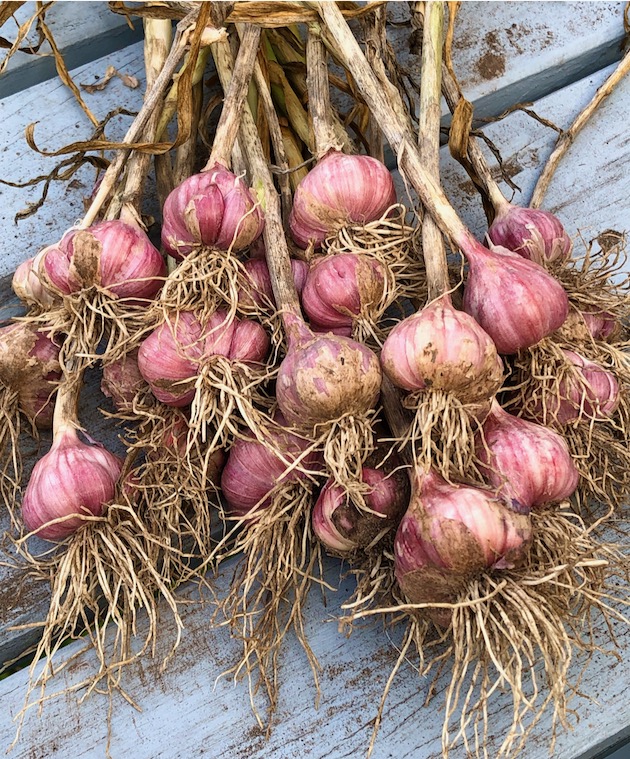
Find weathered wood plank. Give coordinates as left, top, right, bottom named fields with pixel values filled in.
left=0, top=554, right=627, bottom=759
left=438, top=61, right=630, bottom=242
left=0, top=2, right=144, bottom=99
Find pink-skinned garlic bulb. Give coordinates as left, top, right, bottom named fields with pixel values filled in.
left=477, top=400, right=579, bottom=509
left=488, top=200, right=572, bottom=266
left=530, top=350, right=620, bottom=425
left=312, top=466, right=409, bottom=553
left=462, top=240, right=569, bottom=354
left=137, top=309, right=270, bottom=407
left=0, top=322, right=61, bottom=427
left=239, top=258, right=309, bottom=311
left=557, top=308, right=621, bottom=345
left=221, top=412, right=323, bottom=519
left=289, top=151, right=397, bottom=250
left=394, top=467, right=532, bottom=626
left=301, top=253, right=388, bottom=337
left=161, top=163, right=264, bottom=259
left=380, top=295, right=504, bottom=404
left=39, top=220, right=166, bottom=302
left=276, top=316, right=381, bottom=428
left=22, top=424, right=123, bottom=541
left=101, top=349, right=148, bottom=412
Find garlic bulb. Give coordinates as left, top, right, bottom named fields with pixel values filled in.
left=477, top=400, right=579, bottom=509
left=22, top=426, right=123, bottom=541
left=488, top=201, right=572, bottom=266
left=312, top=466, right=409, bottom=553
left=462, top=241, right=569, bottom=354
left=289, top=151, right=397, bottom=249
left=302, top=253, right=386, bottom=334
left=276, top=318, right=381, bottom=427
left=380, top=296, right=504, bottom=403
left=101, top=349, right=147, bottom=412
left=40, top=220, right=166, bottom=302
left=161, top=162, right=264, bottom=259
left=0, top=322, right=61, bottom=427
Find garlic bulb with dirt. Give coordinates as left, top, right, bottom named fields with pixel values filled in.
left=289, top=150, right=397, bottom=250
left=0, top=321, right=61, bottom=427
left=488, top=200, right=572, bottom=266
left=394, top=468, right=532, bottom=623
left=40, top=220, right=166, bottom=301
left=276, top=315, right=381, bottom=428
left=312, top=466, right=409, bottom=553
left=380, top=295, right=504, bottom=402
left=477, top=400, right=579, bottom=509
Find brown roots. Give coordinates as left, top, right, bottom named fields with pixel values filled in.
left=11, top=499, right=182, bottom=747
left=324, top=204, right=426, bottom=313
left=158, top=245, right=266, bottom=323
left=339, top=506, right=628, bottom=758
left=212, top=482, right=322, bottom=729
left=400, top=390, right=487, bottom=481
left=311, top=409, right=379, bottom=508
left=551, top=232, right=630, bottom=326
left=0, top=385, right=22, bottom=530
left=510, top=338, right=630, bottom=513
left=188, top=357, right=276, bottom=451
left=26, top=289, right=155, bottom=373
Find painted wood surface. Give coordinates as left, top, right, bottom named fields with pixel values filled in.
left=0, top=3, right=629, bottom=757
left=0, top=2, right=144, bottom=98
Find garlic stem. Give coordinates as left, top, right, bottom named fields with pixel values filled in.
left=439, top=59, right=507, bottom=213
left=80, top=8, right=201, bottom=229
left=245, top=27, right=293, bottom=222
left=205, top=24, right=262, bottom=169
left=315, top=1, right=477, bottom=255
left=306, top=26, right=343, bottom=158
left=52, top=369, right=84, bottom=436
left=418, top=0, right=449, bottom=302
left=110, top=18, right=173, bottom=223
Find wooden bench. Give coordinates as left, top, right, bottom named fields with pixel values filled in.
left=1, top=3, right=629, bottom=757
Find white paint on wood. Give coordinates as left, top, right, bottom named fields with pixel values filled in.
left=0, top=2, right=144, bottom=98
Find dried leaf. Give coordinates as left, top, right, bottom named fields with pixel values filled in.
left=0, top=2, right=25, bottom=29
left=80, top=64, right=117, bottom=93
left=81, top=65, right=140, bottom=93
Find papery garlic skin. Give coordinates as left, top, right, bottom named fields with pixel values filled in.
left=477, top=401, right=579, bottom=509
left=240, top=259, right=309, bottom=310
left=312, top=466, right=408, bottom=553
left=22, top=427, right=123, bottom=541
left=0, top=322, right=61, bottom=427
left=40, top=221, right=166, bottom=301
left=302, top=253, right=386, bottom=333
left=161, top=163, right=264, bottom=259
left=462, top=242, right=569, bottom=354
left=380, top=296, right=504, bottom=403
left=289, top=151, right=397, bottom=249
left=488, top=202, right=572, bottom=266
left=276, top=320, right=381, bottom=427
left=101, top=349, right=147, bottom=412
left=137, top=310, right=270, bottom=407
left=12, top=249, right=57, bottom=309
left=394, top=468, right=532, bottom=618
left=221, top=412, right=321, bottom=518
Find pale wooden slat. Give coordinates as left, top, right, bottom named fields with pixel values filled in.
left=0, top=2, right=144, bottom=98
left=0, top=554, right=627, bottom=759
